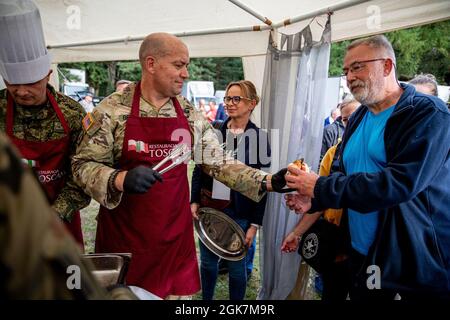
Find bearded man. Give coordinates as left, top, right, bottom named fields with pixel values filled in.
left=285, top=35, right=450, bottom=301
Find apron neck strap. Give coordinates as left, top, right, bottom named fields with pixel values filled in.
left=171, top=96, right=184, bottom=118
left=131, top=81, right=142, bottom=117
left=47, top=89, right=70, bottom=134
left=132, top=81, right=184, bottom=119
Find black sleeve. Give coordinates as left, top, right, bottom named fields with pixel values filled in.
left=190, top=164, right=202, bottom=204
left=250, top=194, right=267, bottom=225
left=320, top=126, right=335, bottom=163
left=250, top=129, right=271, bottom=224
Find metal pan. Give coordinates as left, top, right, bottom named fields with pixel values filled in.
left=82, top=253, right=131, bottom=287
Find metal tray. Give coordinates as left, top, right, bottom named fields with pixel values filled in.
left=194, top=207, right=247, bottom=261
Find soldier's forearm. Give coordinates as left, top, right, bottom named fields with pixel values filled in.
left=201, top=163, right=266, bottom=202
left=51, top=187, right=90, bottom=222
left=72, top=158, right=123, bottom=209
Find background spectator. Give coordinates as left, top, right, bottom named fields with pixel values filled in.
left=409, top=73, right=438, bottom=96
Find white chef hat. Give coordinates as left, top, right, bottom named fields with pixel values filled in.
left=0, top=0, right=51, bottom=85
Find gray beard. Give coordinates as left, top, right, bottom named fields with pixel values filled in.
left=351, top=77, right=384, bottom=107
left=353, top=89, right=379, bottom=106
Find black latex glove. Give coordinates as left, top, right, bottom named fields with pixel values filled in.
left=271, top=168, right=296, bottom=193
left=123, top=165, right=163, bottom=194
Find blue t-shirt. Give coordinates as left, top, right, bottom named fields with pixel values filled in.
left=343, top=105, right=395, bottom=255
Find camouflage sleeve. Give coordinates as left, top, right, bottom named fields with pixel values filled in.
left=53, top=100, right=91, bottom=221
left=0, top=133, right=108, bottom=299
left=188, top=106, right=267, bottom=202
left=72, top=101, right=123, bottom=209
left=52, top=180, right=91, bottom=221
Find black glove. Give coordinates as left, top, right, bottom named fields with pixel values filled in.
left=123, top=165, right=163, bottom=194
left=271, top=168, right=296, bottom=193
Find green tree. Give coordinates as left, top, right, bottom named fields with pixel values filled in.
left=188, top=57, right=244, bottom=90
left=214, top=57, right=244, bottom=90
left=59, top=62, right=111, bottom=96
left=415, top=20, right=450, bottom=84
left=117, top=61, right=142, bottom=82
left=59, top=68, right=82, bottom=82
left=329, top=40, right=350, bottom=77
left=385, top=27, right=426, bottom=79
left=329, top=20, right=450, bottom=85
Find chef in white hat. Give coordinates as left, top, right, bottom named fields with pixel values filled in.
left=0, top=0, right=90, bottom=249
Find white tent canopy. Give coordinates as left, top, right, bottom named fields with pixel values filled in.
left=37, top=0, right=450, bottom=63
left=34, top=0, right=449, bottom=124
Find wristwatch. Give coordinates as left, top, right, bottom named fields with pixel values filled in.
left=261, top=175, right=268, bottom=191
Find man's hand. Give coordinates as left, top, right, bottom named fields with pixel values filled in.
left=191, top=203, right=200, bottom=220
left=284, top=193, right=312, bottom=214
left=266, top=168, right=296, bottom=193
left=120, top=165, right=163, bottom=194
left=281, top=231, right=301, bottom=253
left=285, top=164, right=319, bottom=198
left=245, top=225, right=257, bottom=247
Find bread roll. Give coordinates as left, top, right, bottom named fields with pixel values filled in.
left=290, top=158, right=310, bottom=173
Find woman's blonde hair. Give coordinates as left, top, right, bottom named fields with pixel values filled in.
left=225, top=80, right=260, bottom=105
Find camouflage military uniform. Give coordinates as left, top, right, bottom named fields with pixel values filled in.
left=72, top=82, right=267, bottom=209
left=0, top=132, right=105, bottom=299
left=0, top=85, right=91, bottom=221
left=0, top=132, right=139, bottom=299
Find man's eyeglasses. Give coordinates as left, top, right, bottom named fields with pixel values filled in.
left=223, top=96, right=252, bottom=105
left=342, top=58, right=386, bottom=77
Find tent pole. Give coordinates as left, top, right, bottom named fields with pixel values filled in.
left=273, top=0, right=370, bottom=27
left=47, top=0, right=371, bottom=49
left=228, top=0, right=273, bottom=26
left=47, top=26, right=268, bottom=49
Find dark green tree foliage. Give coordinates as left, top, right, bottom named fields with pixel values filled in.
left=116, top=61, right=142, bottom=82
left=329, top=20, right=450, bottom=85
left=60, top=57, right=243, bottom=96
left=328, top=40, right=350, bottom=77
left=59, top=62, right=111, bottom=96
left=188, top=57, right=244, bottom=90
left=59, top=68, right=81, bottom=82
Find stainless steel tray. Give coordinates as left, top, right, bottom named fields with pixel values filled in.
left=194, top=207, right=247, bottom=261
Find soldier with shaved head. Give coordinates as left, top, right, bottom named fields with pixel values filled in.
left=73, top=32, right=290, bottom=299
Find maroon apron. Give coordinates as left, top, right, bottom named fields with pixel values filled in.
left=6, top=90, right=84, bottom=248
left=95, top=82, right=200, bottom=298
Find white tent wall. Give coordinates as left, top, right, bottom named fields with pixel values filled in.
left=242, top=55, right=266, bottom=127
left=50, top=63, right=60, bottom=91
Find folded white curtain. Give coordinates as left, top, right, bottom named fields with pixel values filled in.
left=258, top=18, right=331, bottom=300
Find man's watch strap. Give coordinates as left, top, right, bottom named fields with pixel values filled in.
left=261, top=175, right=268, bottom=191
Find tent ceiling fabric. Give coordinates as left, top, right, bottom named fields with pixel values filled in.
left=35, top=0, right=450, bottom=63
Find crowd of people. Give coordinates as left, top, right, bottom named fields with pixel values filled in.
left=0, top=0, right=449, bottom=301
